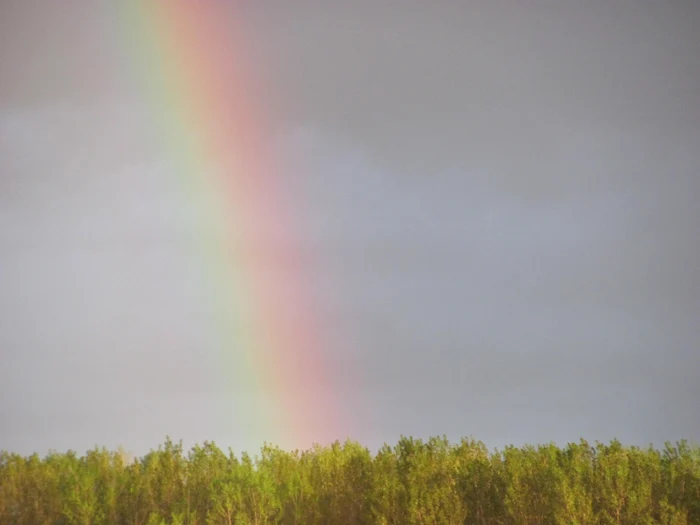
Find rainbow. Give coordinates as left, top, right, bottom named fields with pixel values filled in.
left=115, top=1, right=344, bottom=452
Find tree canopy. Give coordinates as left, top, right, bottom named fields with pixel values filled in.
left=0, top=437, right=698, bottom=525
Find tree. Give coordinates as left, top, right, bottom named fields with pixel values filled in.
left=396, top=436, right=466, bottom=525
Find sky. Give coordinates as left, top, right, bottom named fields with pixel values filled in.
left=1, top=0, right=699, bottom=457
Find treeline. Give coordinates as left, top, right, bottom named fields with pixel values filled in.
left=1, top=437, right=699, bottom=525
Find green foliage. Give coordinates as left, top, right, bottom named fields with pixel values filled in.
left=0, top=437, right=698, bottom=525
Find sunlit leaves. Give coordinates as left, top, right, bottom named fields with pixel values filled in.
left=0, top=437, right=698, bottom=525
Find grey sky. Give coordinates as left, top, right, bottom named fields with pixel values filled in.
left=1, top=0, right=699, bottom=456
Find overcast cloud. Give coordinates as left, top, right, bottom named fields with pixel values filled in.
left=1, top=0, right=699, bottom=456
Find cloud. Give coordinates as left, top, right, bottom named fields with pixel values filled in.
left=274, top=124, right=700, bottom=448
left=2, top=0, right=699, bottom=455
